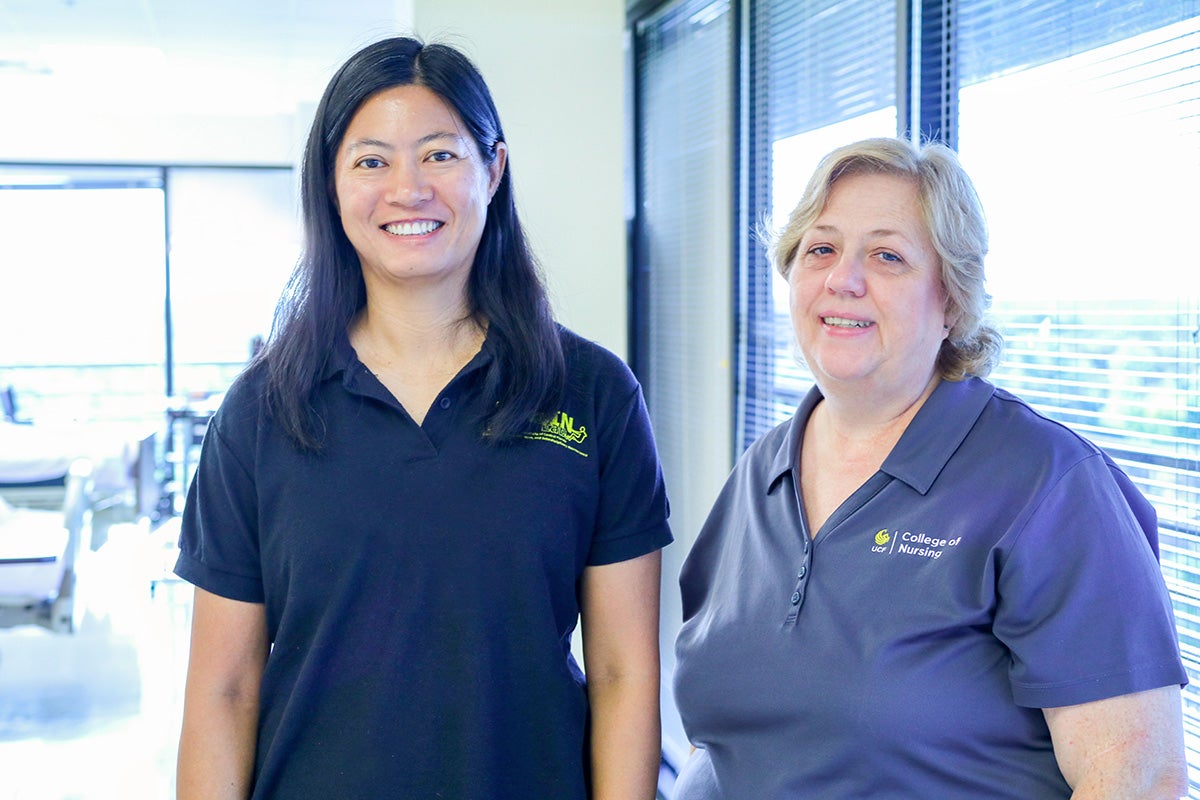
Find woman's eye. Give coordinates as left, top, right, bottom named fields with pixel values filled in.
left=357, top=157, right=386, bottom=169
left=806, top=245, right=834, bottom=257
left=428, top=151, right=456, bottom=163
left=878, top=251, right=903, bottom=263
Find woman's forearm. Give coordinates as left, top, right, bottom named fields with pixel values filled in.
left=176, top=681, right=261, bottom=799
left=1046, top=686, right=1187, bottom=800
left=588, top=670, right=662, bottom=800
left=177, top=589, right=268, bottom=800
left=580, top=552, right=664, bottom=800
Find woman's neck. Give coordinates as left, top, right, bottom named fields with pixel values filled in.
left=812, top=372, right=941, bottom=455
left=352, top=269, right=480, bottom=351
left=349, top=296, right=487, bottom=425
left=351, top=302, right=484, bottom=370
left=798, top=374, right=941, bottom=536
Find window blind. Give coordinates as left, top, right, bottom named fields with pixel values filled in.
left=631, top=0, right=736, bottom=770
left=955, top=3, right=1200, bottom=787
left=739, top=0, right=898, bottom=451
left=634, top=0, right=1200, bottom=790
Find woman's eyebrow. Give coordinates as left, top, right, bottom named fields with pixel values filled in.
left=343, top=131, right=462, bottom=152
left=416, top=130, right=463, bottom=146
left=343, top=137, right=394, bottom=152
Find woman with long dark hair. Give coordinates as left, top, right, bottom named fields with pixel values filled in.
left=175, top=36, right=671, bottom=799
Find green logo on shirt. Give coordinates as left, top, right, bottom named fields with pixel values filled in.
left=524, top=411, right=589, bottom=456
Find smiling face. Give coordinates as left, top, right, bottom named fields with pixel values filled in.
left=333, top=84, right=505, bottom=296
left=789, top=171, right=951, bottom=401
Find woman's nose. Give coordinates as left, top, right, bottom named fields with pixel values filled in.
left=385, top=162, right=432, bottom=205
left=825, top=253, right=866, bottom=296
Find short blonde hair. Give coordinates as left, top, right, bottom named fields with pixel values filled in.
left=767, top=137, right=1003, bottom=380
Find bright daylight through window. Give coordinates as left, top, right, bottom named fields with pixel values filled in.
left=759, top=7, right=1200, bottom=787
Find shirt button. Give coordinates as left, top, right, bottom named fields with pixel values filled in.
left=439, top=397, right=452, bottom=409
left=797, top=565, right=807, bottom=579
left=790, top=591, right=801, bottom=605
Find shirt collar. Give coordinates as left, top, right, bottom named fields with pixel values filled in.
left=880, top=376, right=994, bottom=494
left=766, top=386, right=823, bottom=492
left=764, top=376, right=995, bottom=495
left=320, top=330, right=357, bottom=382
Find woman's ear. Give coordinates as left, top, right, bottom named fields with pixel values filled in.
left=488, top=142, right=508, bottom=200
left=942, top=307, right=961, bottom=338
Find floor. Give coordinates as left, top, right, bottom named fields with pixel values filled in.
left=0, top=517, right=191, bottom=800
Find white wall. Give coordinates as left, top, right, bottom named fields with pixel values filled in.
left=0, top=1, right=628, bottom=355
left=412, top=0, right=628, bottom=353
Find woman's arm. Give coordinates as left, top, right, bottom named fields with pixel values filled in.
left=1044, top=685, right=1187, bottom=799
left=580, top=549, right=663, bottom=800
left=177, top=587, right=269, bottom=800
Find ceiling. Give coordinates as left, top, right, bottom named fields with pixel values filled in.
left=0, top=0, right=409, bottom=115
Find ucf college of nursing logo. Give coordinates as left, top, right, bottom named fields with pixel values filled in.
left=523, top=410, right=589, bottom=457
left=871, top=527, right=962, bottom=560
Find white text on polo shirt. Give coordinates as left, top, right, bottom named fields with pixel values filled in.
left=871, top=528, right=962, bottom=559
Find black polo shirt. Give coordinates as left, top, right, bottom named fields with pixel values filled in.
left=176, top=327, right=672, bottom=800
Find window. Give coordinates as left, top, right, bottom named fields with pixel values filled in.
left=0, top=166, right=167, bottom=425
left=0, top=164, right=296, bottom=427
left=744, top=0, right=1200, bottom=789
left=953, top=2, right=1200, bottom=778
left=740, top=0, right=899, bottom=447
left=631, top=0, right=1200, bottom=789
left=167, top=167, right=298, bottom=398
left=630, top=0, right=736, bottom=767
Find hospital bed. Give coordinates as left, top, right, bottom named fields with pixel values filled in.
left=0, top=420, right=158, bottom=534
left=0, top=458, right=93, bottom=633
left=0, top=420, right=158, bottom=633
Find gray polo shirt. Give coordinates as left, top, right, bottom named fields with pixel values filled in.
left=673, top=376, right=1185, bottom=799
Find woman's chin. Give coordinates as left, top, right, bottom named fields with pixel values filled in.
left=809, top=360, right=879, bottom=391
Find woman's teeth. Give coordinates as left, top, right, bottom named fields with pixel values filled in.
left=383, top=220, right=442, bottom=236
left=822, top=316, right=873, bottom=328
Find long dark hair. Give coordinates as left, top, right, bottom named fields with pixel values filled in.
left=263, top=36, right=564, bottom=450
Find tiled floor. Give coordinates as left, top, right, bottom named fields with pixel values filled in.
left=0, top=518, right=191, bottom=800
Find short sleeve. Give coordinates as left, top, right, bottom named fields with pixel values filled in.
left=995, top=454, right=1186, bottom=708
left=173, top=410, right=265, bottom=603
left=587, top=380, right=672, bottom=567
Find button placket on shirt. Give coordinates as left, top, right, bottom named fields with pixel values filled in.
left=785, top=543, right=812, bottom=624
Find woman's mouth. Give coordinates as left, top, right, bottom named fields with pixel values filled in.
left=383, top=220, right=443, bottom=236
left=822, top=316, right=874, bottom=329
